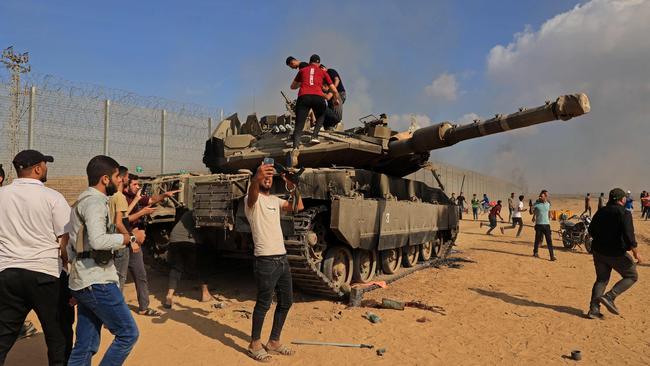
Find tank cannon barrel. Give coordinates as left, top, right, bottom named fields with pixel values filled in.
left=388, top=93, right=590, bottom=157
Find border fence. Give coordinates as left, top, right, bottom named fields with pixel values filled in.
left=0, top=72, right=219, bottom=179
left=1, top=71, right=523, bottom=203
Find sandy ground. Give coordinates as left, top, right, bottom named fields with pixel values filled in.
left=7, top=197, right=650, bottom=365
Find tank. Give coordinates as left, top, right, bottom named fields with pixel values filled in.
left=168, top=93, right=590, bottom=298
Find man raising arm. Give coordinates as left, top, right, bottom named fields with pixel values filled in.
left=245, top=161, right=303, bottom=362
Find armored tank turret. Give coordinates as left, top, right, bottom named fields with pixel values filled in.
left=188, top=93, right=590, bottom=298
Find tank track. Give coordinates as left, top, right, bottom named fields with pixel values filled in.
left=284, top=206, right=455, bottom=298
left=284, top=206, right=345, bottom=297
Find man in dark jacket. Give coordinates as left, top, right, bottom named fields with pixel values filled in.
left=586, top=188, right=642, bottom=319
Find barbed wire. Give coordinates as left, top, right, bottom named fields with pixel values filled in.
left=0, top=70, right=219, bottom=177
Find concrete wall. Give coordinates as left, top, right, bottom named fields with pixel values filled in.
left=406, top=160, right=524, bottom=204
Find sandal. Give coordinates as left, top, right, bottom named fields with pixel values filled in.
left=247, top=348, right=272, bottom=363
left=265, top=344, right=295, bottom=356
left=138, top=308, right=162, bottom=317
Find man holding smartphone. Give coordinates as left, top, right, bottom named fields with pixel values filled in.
left=244, top=158, right=303, bottom=362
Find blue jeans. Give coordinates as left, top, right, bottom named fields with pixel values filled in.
left=68, top=283, right=139, bottom=366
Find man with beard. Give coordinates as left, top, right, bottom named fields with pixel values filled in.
left=109, top=166, right=140, bottom=291
left=0, top=150, right=71, bottom=365
left=245, top=160, right=303, bottom=362
left=123, top=175, right=178, bottom=316
left=67, top=155, right=146, bottom=365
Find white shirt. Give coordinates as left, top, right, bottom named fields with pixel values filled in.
left=0, top=178, right=71, bottom=277
left=513, top=201, right=524, bottom=218
left=244, top=194, right=287, bottom=257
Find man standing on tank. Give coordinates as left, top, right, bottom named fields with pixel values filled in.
left=289, top=54, right=341, bottom=162
left=285, top=56, right=308, bottom=70
left=245, top=160, right=303, bottom=362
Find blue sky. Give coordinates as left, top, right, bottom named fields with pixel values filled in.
left=0, top=0, right=579, bottom=117
left=3, top=0, right=649, bottom=193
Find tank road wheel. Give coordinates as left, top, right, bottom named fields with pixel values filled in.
left=432, top=237, right=443, bottom=258
left=380, top=248, right=402, bottom=274
left=352, top=249, right=377, bottom=283
left=322, top=245, right=353, bottom=288
left=419, top=241, right=434, bottom=261
left=402, top=245, right=420, bottom=267
left=307, top=216, right=329, bottom=265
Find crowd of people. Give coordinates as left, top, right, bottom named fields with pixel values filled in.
left=0, top=149, right=302, bottom=364
left=454, top=187, right=642, bottom=320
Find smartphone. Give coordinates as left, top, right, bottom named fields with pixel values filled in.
left=263, top=157, right=274, bottom=165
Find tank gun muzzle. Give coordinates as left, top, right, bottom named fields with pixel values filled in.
left=388, top=93, right=590, bottom=157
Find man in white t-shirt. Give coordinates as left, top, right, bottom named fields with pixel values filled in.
left=244, top=161, right=303, bottom=362
left=501, top=194, right=526, bottom=237
left=0, top=150, right=71, bottom=365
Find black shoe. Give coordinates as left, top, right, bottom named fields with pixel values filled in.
left=586, top=310, right=604, bottom=320
left=598, top=294, right=620, bottom=315
left=533, top=253, right=539, bottom=258
left=550, top=256, right=557, bottom=261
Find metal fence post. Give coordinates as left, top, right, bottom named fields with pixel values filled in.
left=28, top=86, right=35, bottom=149
left=161, top=109, right=166, bottom=174
left=103, top=100, right=110, bottom=155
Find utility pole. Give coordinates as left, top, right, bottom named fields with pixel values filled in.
left=2, top=46, right=31, bottom=179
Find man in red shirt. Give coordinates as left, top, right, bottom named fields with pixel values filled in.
left=480, top=200, right=504, bottom=235
left=290, top=54, right=340, bottom=151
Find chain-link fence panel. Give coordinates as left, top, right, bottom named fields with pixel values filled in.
left=1, top=72, right=218, bottom=178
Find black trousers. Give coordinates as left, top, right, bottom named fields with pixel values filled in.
left=251, top=256, right=293, bottom=342
left=0, top=268, right=70, bottom=366
left=167, top=241, right=210, bottom=290
left=590, top=251, right=638, bottom=310
left=58, top=272, right=75, bottom=362
left=293, top=95, right=327, bottom=148
left=503, top=217, right=524, bottom=236
left=533, top=224, right=555, bottom=257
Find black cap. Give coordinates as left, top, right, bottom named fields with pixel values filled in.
left=285, top=56, right=296, bottom=66
left=12, top=149, right=54, bottom=170
left=609, top=188, right=626, bottom=202
left=309, top=54, right=320, bottom=63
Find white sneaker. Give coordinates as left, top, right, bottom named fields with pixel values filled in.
left=310, top=138, right=320, bottom=144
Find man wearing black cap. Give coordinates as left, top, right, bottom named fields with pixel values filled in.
left=0, top=150, right=71, bottom=365
left=285, top=56, right=308, bottom=70
left=586, top=188, right=642, bottom=319
left=289, top=54, right=341, bottom=160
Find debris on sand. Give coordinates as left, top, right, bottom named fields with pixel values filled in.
left=405, top=301, right=446, bottom=315
left=380, top=298, right=405, bottom=310
left=363, top=312, right=382, bottom=323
